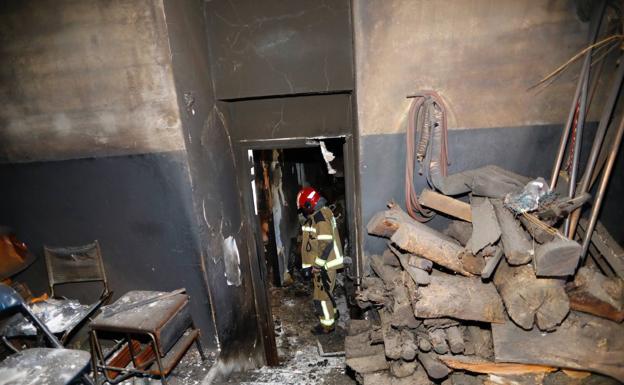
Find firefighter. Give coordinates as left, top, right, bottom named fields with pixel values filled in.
left=297, top=186, right=344, bottom=334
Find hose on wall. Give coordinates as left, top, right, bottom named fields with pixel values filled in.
left=405, top=91, right=450, bottom=221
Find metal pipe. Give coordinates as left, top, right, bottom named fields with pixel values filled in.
left=580, top=112, right=624, bottom=261
left=563, top=66, right=590, bottom=236
left=568, top=56, right=624, bottom=238
left=550, top=0, right=606, bottom=190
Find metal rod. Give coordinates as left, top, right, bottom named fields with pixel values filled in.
left=550, top=0, right=606, bottom=190
left=580, top=112, right=624, bottom=261
left=568, top=56, right=624, bottom=237
left=563, top=67, right=590, bottom=236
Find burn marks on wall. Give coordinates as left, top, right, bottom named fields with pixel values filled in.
left=0, top=0, right=184, bottom=162
left=205, top=0, right=353, bottom=99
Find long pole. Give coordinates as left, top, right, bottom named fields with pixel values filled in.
left=580, top=112, right=624, bottom=261
left=549, top=0, right=606, bottom=191
left=568, top=57, right=624, bottom=238
left=563, top=63, right=590, bottom=236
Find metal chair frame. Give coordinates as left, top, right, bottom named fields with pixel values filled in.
left=0, top=283, right=95, bottom=385
left=43, top=240, right=112, bottom=344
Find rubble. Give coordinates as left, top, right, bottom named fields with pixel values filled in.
left=347, top=170, right=624, bottom=384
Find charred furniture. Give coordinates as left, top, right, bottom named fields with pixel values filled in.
left=89, top=290, right=204, bottom=385
left=0, top=283, right=94, bottom=385
left=1, top=241, right=112, bottom=346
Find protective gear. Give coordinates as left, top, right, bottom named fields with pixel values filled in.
left=301, top=202, right=344, bottom=331
left=297, top=187, right=322, bottom=214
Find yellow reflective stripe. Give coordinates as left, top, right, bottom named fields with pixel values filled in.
left=317, top=234, right=333, bottom=240
left=333, top=241, right=342, bottom=259
left=320, top=318, right=335, bottom=326
left=302, top=263, right=312, bottom=268
left=302, top=226, right=316, bottom=233
left=314, top=257, right=326, bottom=267
left=325, top=257, right=343, bottom=269
left=320, top=301, right=333, bottom=325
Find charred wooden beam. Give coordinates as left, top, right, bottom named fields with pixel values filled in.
left=469, top=197, right=501, bottom=254
left=438, top=355, right=557, bottom=375
left=492, top=312, right=624, bottom=382
left=429, top=328, right=449, bottom=355
left=412, top=273, right=505, bottom=323
left=391, top=222, right=471, bottom=276
left=419, top=188, right=472, bottom=222
left=367, top=203, right=414, bottom=238
left=389, top=244, right=431, bottom=286
left=566, top=267, right=624, bottom=322
left=493, top=260, right=569, bottom=331
left=418, top=352, right=451, bottom=380
left=445, top=326, right=465, bottom=354
left=390, top=359, right=418, bottom=378
left=481, top=246, right=503, bottom=280
left=445, top=220, right=473, bottom=246
left=534, top=237, right=582, bottom=277
left=492, top=200, right=533, bottom=265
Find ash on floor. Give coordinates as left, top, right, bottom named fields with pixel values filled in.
left=220, top=277, right=355, bottom=385
left=116, top=348, right=216, bottom=385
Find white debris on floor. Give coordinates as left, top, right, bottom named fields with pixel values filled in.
left=117, top=349, right=216, bottom=385
left=221, top=277, right=355, bottom=385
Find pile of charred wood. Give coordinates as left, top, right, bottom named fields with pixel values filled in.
left=346, top=166, right=623, bottom=385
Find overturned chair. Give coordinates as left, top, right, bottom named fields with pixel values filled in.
left=0, top=283, right=94, bottom=385
left=1, top=241, right=112, bottom=348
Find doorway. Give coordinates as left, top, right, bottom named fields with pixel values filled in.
left=238, top=136, right=359, bottom=367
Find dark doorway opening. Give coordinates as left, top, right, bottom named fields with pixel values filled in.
left=239, top=136, right=357, bottom=370
left=252, top=139, right=350, bottom=287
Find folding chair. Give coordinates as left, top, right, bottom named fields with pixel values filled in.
left=1, top=241, right=112, bottom=346
left=0, top=283, right=94, bottom=385
left=43, top=241, right=112, bottom=343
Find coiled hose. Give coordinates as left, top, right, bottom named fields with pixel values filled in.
left=405, top=91, right=450, bottom=221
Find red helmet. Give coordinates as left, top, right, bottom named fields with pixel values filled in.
left=297, top=186, right=321, bottom=211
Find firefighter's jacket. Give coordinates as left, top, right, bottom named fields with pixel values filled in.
left=301, top=206, right=343, bottom=271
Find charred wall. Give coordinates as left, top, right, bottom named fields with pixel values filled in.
left=203, top=0, right=354, bottom=142
left=353, top=0, right=623, bottom=254
left=0, top=0, right=219, bottom=347
left=0, top=0, right=184, bottom=162
left=204, top=0, right=353, bottom=100
left=0, top=152, right=217, bottom=347
left=162, top=0, right=263, bottom=365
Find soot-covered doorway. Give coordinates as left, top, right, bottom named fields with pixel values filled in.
left=238, top=136, right=359, bottom=372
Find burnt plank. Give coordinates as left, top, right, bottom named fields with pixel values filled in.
left=566, top=267, right=624, bottom=322
left=534, top=237, right=582, bottom=277
left=492, top=312, right=624, bottom=382
left=413, top=273, right=505, bottom=323
left=469, top=197, right=501, bottom=254
left=493, top=260, right=569, bottom=331
left=492, top=200, right=533, bottom=265
left=391, top=221, right=471, bottom=276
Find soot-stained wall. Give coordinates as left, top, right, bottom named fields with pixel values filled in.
left=163, top=0, right=263, bottom=365
left=0, top=0, right=220, bottom=347
left=204, top=0, right=353, bottom=100
left=227, top=94, right=353, bottom=142
left=0, top=152, right=217, bottom=347
left=352, top=0, right=622, bottom=255
left=0, top=0, right=184, bottom=162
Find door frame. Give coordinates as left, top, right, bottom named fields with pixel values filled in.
left=236, top=135, right=360, bottom=365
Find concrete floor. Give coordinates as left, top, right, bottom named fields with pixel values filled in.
left=0, top=275, right=355, bottom=385
left=219, top=277, right=356, bottom=385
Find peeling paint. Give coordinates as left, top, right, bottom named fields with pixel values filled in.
left=223, top=235, right=242, bottom=286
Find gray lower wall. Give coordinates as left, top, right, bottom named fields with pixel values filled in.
left=360, top=123, right=622, bottom=255
left=0, top=151, right=217, bottom=347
